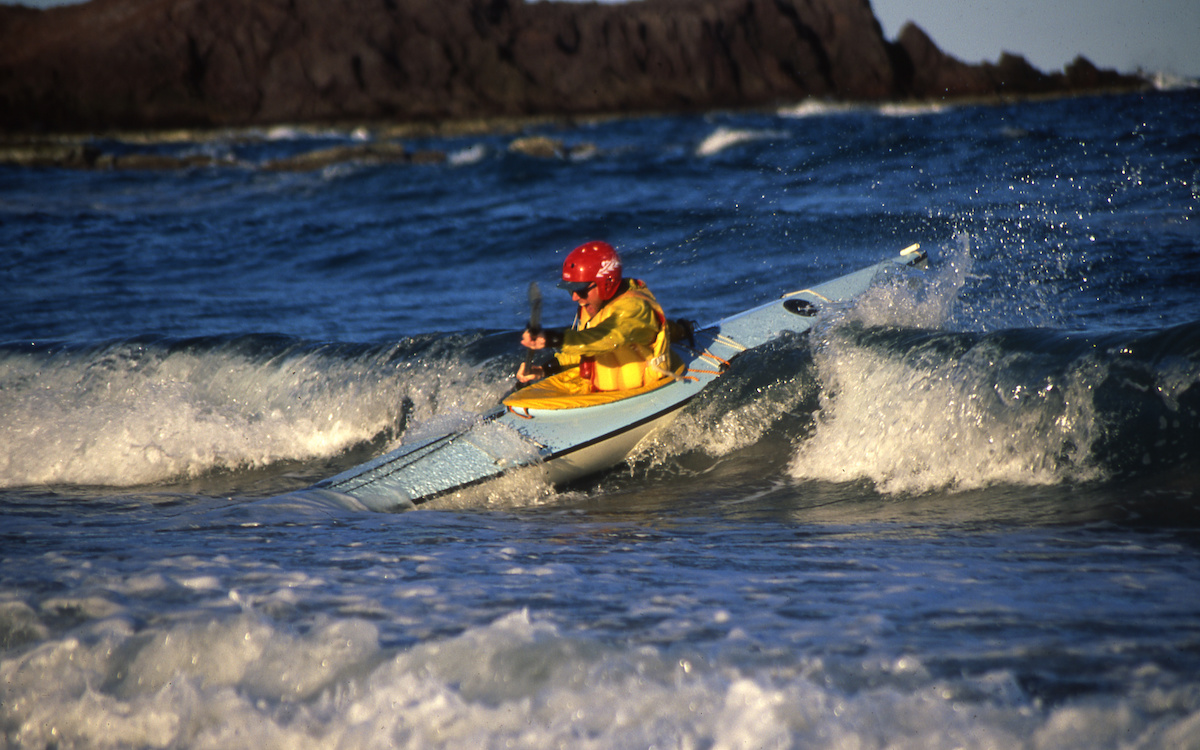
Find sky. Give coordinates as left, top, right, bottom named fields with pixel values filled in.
left=12, top=0, right=1199, bottom=78
left=870, top=0, right=1199, bottom=78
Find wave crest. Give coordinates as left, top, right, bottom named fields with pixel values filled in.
left=0, top=334, right=508, bottom=489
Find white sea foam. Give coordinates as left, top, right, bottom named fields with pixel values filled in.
left=695, top=126, right=787, bottom=156
left=0, top=341, right=505, bottom=489
left=448, top=143, right=489, bottom=166
left=778, top=99, right=953, bottom=119
left=630, top=365, right=815, bottom=471
left=1150, top=70, right=1200, bottom=90
left=3, top=607, right=1195, bottom=749
left=777, top=99, right=859, bottom=118
left=877, top=101, right=952, bottom=117
left=789, top=337, right=1107, bottom=493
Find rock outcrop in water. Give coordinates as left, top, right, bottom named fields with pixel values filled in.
left=0, top=0, right=1145, bottom=135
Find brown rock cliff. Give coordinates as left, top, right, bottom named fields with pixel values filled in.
left=0, top=0, right=1146, bottom=133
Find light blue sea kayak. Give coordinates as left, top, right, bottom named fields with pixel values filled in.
left=313, top=245, right=928, bottom=510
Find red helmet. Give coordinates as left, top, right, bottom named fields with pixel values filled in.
left=559, top=241, right=622, bottom=300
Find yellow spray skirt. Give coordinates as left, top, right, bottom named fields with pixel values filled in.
left=503, top=364, right=685, bottom=411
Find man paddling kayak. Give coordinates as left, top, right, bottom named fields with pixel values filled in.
left=317, top=246, right=925, bottom=507
left=516, top=241, right=685, bottom=396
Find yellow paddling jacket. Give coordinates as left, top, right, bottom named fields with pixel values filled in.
left=513, top=280, right=679, bottom=405
left=562, top=279, right=675, bottom=392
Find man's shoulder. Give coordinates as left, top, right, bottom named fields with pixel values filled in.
left=617, top=278, right=657, bottom=302
left=611, top=286, right=656, bottom=311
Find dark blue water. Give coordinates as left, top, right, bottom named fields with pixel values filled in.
left=2, top=89, right=1199, bottom=748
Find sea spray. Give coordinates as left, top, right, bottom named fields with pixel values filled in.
left=627, top=240, right=968, bottom=479
left=789, top=238, right=1110, bottom=493
left=625, top=332, right=821, bottom=476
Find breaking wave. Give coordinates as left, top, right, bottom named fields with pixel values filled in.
left=4, top=244, right=1196, bottom=502
left=792, top=322, right=1200, bottom=495
left=637, top=241, right=1200, bottom=497
left=0, top=333, right=513, bottom=490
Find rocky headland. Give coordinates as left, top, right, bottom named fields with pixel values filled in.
left=0, top=0, right=1147, bottom=166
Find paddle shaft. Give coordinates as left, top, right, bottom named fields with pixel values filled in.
left=528, top=281, right=542, bottom=333
left=524, top=281, right=542, bottom=370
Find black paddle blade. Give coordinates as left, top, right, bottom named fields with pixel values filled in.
left=527, top=281, right=542, bottom=333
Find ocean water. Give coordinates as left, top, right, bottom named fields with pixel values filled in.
left=2, top=88, right=1200, bottom=748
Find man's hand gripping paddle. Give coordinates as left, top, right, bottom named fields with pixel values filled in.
left=520, top=282, right=543, bottom=382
